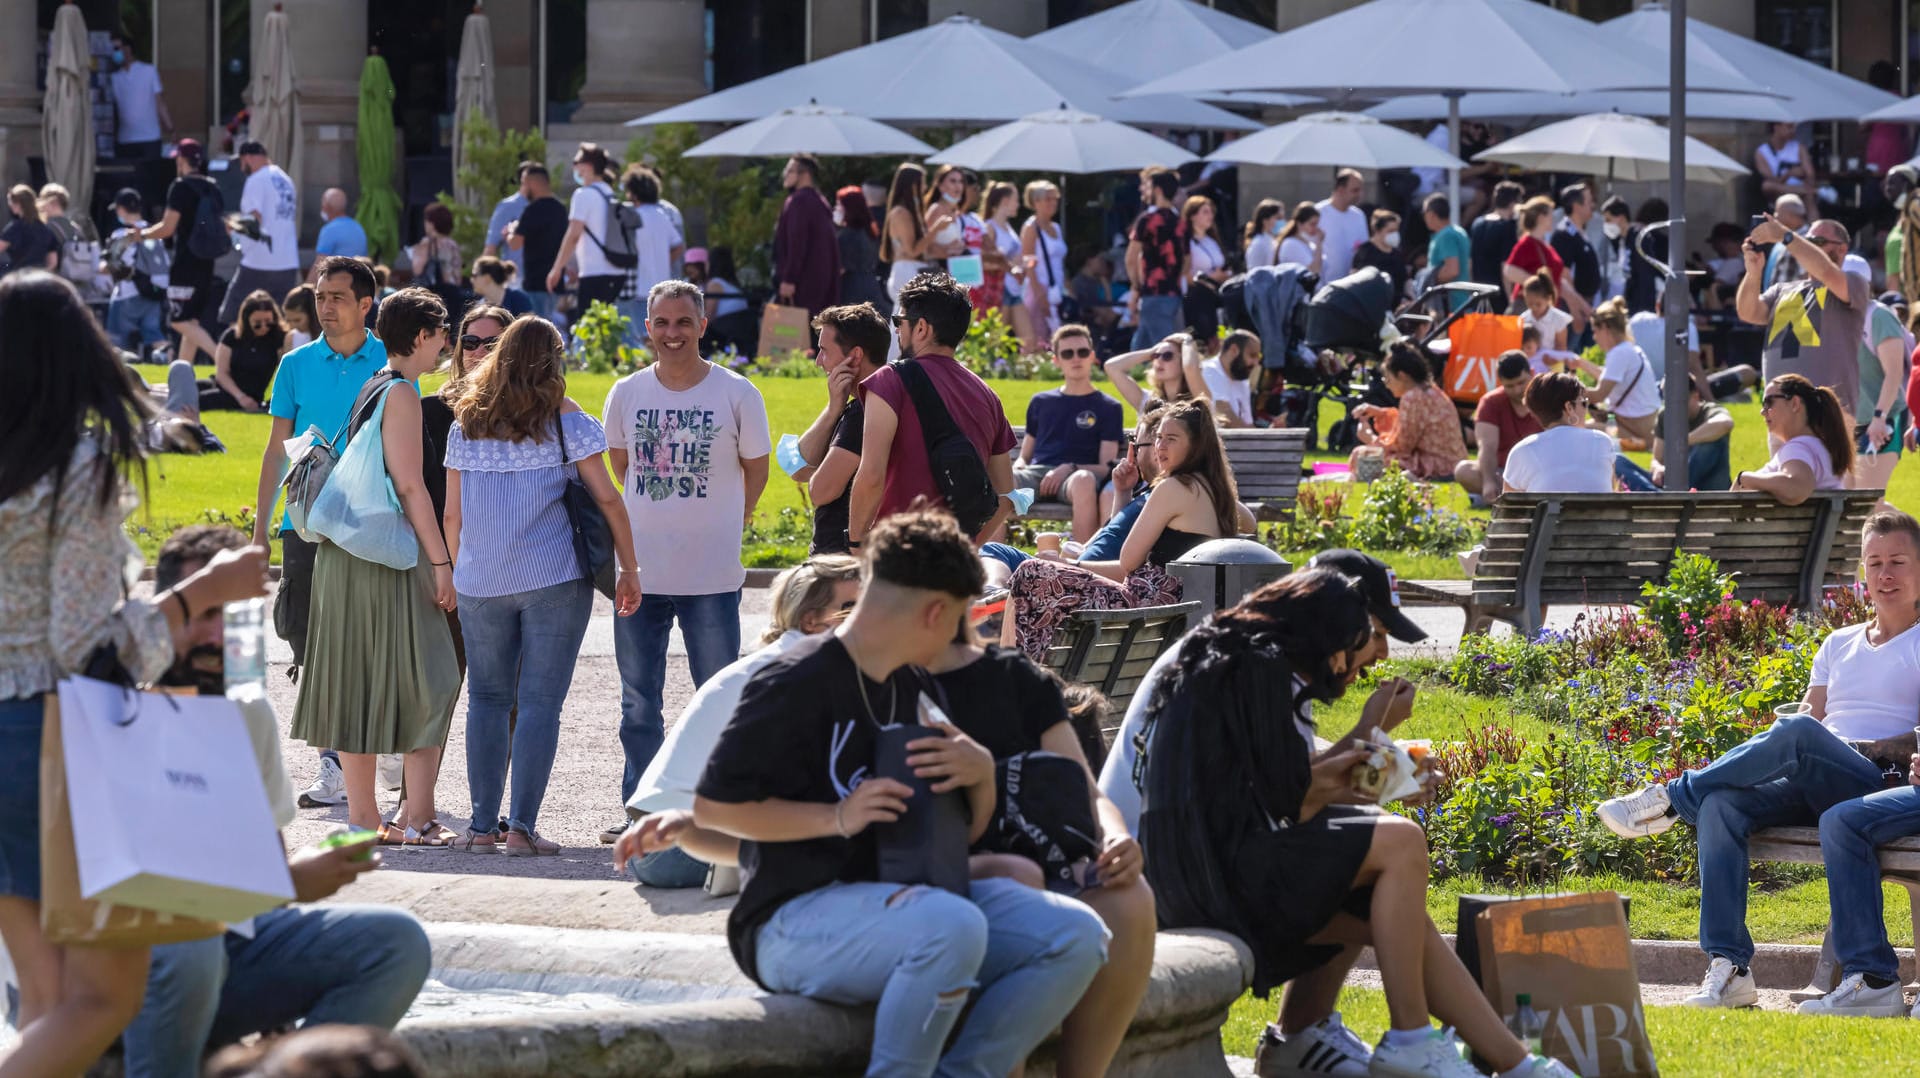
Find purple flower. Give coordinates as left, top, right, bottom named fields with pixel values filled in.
left=1490, top=813, right=1516, bottom=828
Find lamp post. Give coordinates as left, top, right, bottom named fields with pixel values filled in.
left=1661, top=0, right=1690, bottom=489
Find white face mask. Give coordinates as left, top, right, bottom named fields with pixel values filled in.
left=1384, top=231, right=1401, bottom=249
left=1269, top=219, right=1284, bottom=236
left=1603, top=222, right=1623, bottom=240
left=940, top=189, right=960, bottom=204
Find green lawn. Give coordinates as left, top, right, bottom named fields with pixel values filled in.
left=1222, top=984, right=1920, bottom=1076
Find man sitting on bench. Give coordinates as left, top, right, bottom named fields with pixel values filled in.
left=1015, top=324, right=1124, bottom=544
left=1599, top=510, right=1920, bottom=1008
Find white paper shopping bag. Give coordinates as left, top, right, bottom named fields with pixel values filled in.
left=56, top=677, right=293, bottom=923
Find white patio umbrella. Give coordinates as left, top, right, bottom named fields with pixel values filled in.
left=1028, top=0, right=1313, bottom=108
left=41, top=1, right=94, bottom=215
left=1119, top=0, right=1772, bottom=221
left=1367, top=90, right=1802, bottom=124
left=683, top=104, right=934, bottom=158
left=1474, top=112, right=1749, bottom=185
left=247, top=4, right=298, bottom=185
left=1206, top=112, right=1464, bottom=170
left=928, top=107, right=1194, bottom=174
left=629, top=15, right=1256, bottom=132
left=451, top=6, right=497, bottom=208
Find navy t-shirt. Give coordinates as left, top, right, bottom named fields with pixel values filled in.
left=1024, top=388, right=1124, bottom=466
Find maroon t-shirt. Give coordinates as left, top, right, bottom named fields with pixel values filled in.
left=862, top=353, right=1017, bottom=523
left=1475, top=388, right=1543, bottom=470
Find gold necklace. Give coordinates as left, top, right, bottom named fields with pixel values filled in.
left=844, top=637, right=896, bottom=727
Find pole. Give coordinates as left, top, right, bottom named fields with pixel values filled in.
left=1660, top=0, right=1689, bottom=489
left=1447, top=91, right=1462, bottom=225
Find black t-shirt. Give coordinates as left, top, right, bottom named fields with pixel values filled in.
left=419, top=393, right=454, bottom=525
left=931, top=646, right=1067, bottom=761
left=217, top=327, right=285, bottom=403
left=696, top=632, right=924, bottom=986
left=0, top=218, right=57, bottom=276
left=1550, top=224, right=1601, bottom=301
left=164, top=175, right=220, bottom=284
left=1352, top=242, right=1408, bottom=300
left=516, top=197, right=569, bottom=293
left=1469, top=214, right=1517, bottom=287
left=809, top=398, right=865, bottom=556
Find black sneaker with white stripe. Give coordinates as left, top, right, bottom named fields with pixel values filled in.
left=1253, top=1014, right=1372, bottom=1077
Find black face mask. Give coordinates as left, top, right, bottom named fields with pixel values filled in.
left=158, top=644, right=225, bottom=697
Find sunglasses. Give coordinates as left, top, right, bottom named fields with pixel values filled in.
left=1055, top=346, right=1094, bottom=360
left=1150, top=349, right=1177, bottom=362
left=247, top=319, right=274, bottom=332
left=1760, top=393, right=1789, bottom=411
left=461, top=334, right=500, bottom=352
left=891, top=314, right=912, bottom=327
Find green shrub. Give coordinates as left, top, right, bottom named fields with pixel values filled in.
left=436, top=116, right=547, bottom=262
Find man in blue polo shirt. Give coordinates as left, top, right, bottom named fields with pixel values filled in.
left=252, top=256, right=388, bottom=807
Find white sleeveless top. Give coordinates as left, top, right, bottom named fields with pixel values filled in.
left=1758, top=140, right=1805, bottom=186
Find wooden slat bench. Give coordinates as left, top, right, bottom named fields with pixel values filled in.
left=1040, top=601, right=1200, bottom=720
left=1750, top=826, right=1920, bottom=997
left=1009, top=426, right=1309, bottom=523
left=1400, top=490, right=1880, bottom=640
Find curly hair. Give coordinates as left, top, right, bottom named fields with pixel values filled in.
left=866, top=508, right=984, bottom=600
left=450, top=315, right=568, bottom=444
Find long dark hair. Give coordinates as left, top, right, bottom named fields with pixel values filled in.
left=879, top=162, right=925, bottom=265
left=1243, top=198, right=1284, bottom=247
left=1770, top=373, right=1855, bottom=477
left=1158, top=399, right=1239, bottom=538
left=1276, top=200, right=1318, bottom=246
left=0, top=270, right=153, bottom=511
left=836, top=185, right=876, bottom=238
left=231, top=289, right=285, bottom=344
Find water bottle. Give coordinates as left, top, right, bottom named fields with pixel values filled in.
left=1506, top=993, right=1545, bottom=1057
left=223, top=597, right=268, bottom=693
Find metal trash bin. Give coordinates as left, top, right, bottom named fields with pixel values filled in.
left=1167, top=539, right=1290, bottom=613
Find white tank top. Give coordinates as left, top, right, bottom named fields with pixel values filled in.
left=1758, top=140, right=1804, bottom=185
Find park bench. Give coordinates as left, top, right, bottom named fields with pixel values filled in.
left=1750, top=826, right=1920, bottom=997
left=1397, top=490, right=1881, bottom=641
left=1039, top=601, right=1200, bottom=722
left=1010, top=426, right=1309, bottom=524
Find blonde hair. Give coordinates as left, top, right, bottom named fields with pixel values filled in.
left=1591, top=295, right=1631, bottom=340
left=763, top=556, right=862, bottom=644
left=37, top=183, right=70, bottom=211
left=450, top=316, right=567, bottom=443
left=1023, top=179, right=1060, bottom=211
left=1519, top=196, right=1554, bottom=233
left=7, top=185, right=40, bottom=223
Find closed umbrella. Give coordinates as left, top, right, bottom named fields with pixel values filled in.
left=629, top=15, right=1256, bottom=131
left=1029, top=0, right=1313, bottom=108
left=248, top=4, right=299, bottom=185
left=1206, top=112, right=1464, bottom=170
left=41, top=1, right=94, bottom=215
left=356, top=54, right=402, bottom=264
left=451, top=5, right=497, bottom=208
left=928, top=107, right=1194, bottom=174
left=683, top=104, right=935, bottom=158
left=1474, top=112, right=1749, bottom=185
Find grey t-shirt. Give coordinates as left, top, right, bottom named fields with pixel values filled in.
left=1759, top=268, right=1871, bottom=415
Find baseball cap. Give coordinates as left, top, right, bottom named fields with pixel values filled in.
left=1307, top=549, right=1427, bottom=643
left=1878, top=290, right=1905, bottom=307
left=237, top=139, right=267, bottom=158
left=684, top=247, right=708, bottom=264
left=174, top=138, right=206, bottom=168
left=111, top=188, right=143, bottom=212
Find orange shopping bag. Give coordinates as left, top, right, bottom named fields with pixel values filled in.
left=1443, top=313, right=1522, bottom=406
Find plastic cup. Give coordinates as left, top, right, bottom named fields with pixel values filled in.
left=1774, top=702, right=1812, bottom=722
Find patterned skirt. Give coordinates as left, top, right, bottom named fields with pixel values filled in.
left=1009, top=560, right=1182, bottom=665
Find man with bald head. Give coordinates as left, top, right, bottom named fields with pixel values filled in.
left=312, top=187, right=368, bottom=278
left=1739, top=213, right=1871, bottom=414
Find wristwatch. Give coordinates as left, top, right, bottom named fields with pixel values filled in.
left=1874, top=408, right=1885, bottom=418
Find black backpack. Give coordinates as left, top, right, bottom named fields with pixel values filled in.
left=183, top=177, right=229, bottom=261
left=584, top=185, right=642, bottom=271
left=892, top=358, right=999, bottom=536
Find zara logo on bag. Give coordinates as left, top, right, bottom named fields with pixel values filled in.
left=165, top=769, right=211, bottom=793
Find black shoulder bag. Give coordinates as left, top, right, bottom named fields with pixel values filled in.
left=890, top=358, right=1000, bottom=536
left=555, top=417, right=617, bottom=599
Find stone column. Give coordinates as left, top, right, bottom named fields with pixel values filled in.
left=0, top=0, right=38, bottom=187
left=276, top=0, right=368, bottom=242
left=154, top=0, right=211, bottom=142
left=570, top=0, right=707, bottom=124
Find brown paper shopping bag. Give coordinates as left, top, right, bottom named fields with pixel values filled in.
left=758, top=302, right=812, bottom=361
left=1476, top=891, right=1658, bottom=1078
left=38, top=695, right=224, bottom=948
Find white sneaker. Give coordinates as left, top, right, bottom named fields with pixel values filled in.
left=378, top=753, right=404, bottom=791
left=1597, top=784, right=1675, bottom=839
left=1684, top=956, right=1759, bottom=1008
left=297, top=754, right=346, bottom=808
left=1368, top=1027, right=1479, bottom=1078
left=1798, top=973, right=1905, bottom=1017
left=1506, top=1057, right=1579, bottom=1077
left=1255, top=1013, right=1371, bottom=1076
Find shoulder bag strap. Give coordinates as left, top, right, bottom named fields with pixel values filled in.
left=1036, top=226, right=1057, bottom=289
left=892, top=358, right=965, bottom=449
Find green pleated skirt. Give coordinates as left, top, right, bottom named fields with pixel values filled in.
left=289, top=541, right=459, bottom=755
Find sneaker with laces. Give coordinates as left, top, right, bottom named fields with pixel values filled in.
left=1506, top=1056, right=1579, bottom=1077
left=378, top=753, right=404, bottom=792
left=1254, top=1013, right=1372, bottom=1077
left=1684, top=956, right=1759, bottom=1008
left=599, top=818, right=633, bottom=844
left=1597, top=784, right=1675, bottom=839
left=297, top=754, right=346, bottom=808
left=1368, top=1028, right=1479, bottom=1078
left=1798, top=973, right=1905, bottom=1017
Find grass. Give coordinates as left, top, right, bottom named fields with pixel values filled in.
left=1222, top=984, right=1920, bottom=1076
left=1315, top=682, right=1565, bottom=748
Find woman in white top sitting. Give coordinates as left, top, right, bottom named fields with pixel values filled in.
left=1276, top=201, right=1323, bottom=277
left=1570, top=297, right=1659, bottom=445
left=1735, top=374, right=1853, bottom=506
left=1182, top=195, right=1229, bottom=345
left=1756, top=122, right=1814, bottom=201
left=1242, top=199, right=1284, bottom=271
left=1502, top=371, right=1618, bottom=494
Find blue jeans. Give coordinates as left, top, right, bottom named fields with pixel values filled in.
left=629, top=845, right=710, bottom=888
left=1665, top=714, right=1883, bottom=966
left=979, top=542, right=1029, bottom=573
left=1820, top=785, right=1920, bottom=981
left=0, top=695, right=45, bottom=899
left=121, top=905, right=430, bottom=1078
left=1612, top=439, right=1732, bottom=493
left=108, top=295, right=167, bottom=350
left=1131, top=294, right=1183, bottom=350
left=613, top=590, right=741, bottom=802
left=458, top=577, right=594, bottom=835
left=755, top=878, right=1108, bottom=1078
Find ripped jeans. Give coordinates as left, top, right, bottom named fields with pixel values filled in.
left=753, top=877, right=1109, bottom=1078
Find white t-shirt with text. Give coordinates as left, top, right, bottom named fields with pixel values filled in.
left=1502, top=425, right=1617, bottom=493
left=1315, top=201, right=1369, bottom=283
left=239, top=163, right=300, bottom=271
left=1809, top=621, right=1920, bottom=741
left=1200, top=358, right=1253, bottom=426
left=569, top=181, right=621, bottom=279
left=603, top=363, right=773, bottom=595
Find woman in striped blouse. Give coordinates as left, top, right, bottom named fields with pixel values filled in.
left=444, top=316, right=642, bottom=855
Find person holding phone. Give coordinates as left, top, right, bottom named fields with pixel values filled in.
left=625, top=510, right=1108, bottom=1078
